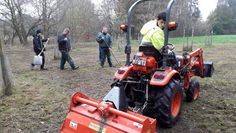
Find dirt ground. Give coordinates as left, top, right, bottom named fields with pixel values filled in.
left=0, top=42, right=236, bottom=133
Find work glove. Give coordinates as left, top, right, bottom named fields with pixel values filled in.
left=43, top=45, right=46, bottom=51
left=160, top=45, right=168, bottom=53
left=164, top=45, right=169, bottom=49
left=96, top=36, right=104, bottom=43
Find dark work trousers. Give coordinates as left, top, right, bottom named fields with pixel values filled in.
left=99, top=46, right=107, bottom=64
left=60, top=51, right=76, bottom=70
left=99, top=46, right=102, bottom=63
left=101, top=48, right=112, bottom=67
left=32, top=51, right=45, bottom=69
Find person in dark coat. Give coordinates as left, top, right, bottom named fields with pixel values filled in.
left=57, top=28, right=79, bottom=70
left=96, top=26, right=113, bottom=68
left=31, top=29, right=48, bottom=70
left=96, top=31, right=102, bottom=64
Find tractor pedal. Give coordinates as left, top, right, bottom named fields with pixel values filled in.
left=133, top=106, right=142, bottom=113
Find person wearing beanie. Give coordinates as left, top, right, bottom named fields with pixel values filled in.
left=140, top=12, right=166, bottom=51
left=31, top=29, right=49, bottom=70
left=139, top=12, right=167, bottom=66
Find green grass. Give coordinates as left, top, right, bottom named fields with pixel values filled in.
left=81, top=35, right=236, bottom=47
left=130, top=35, right=236, bottom=45
left=169, top=35, right=236, bottom=45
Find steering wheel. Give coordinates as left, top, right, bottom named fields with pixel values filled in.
left=160, top=44, right=175, bottom=54
left=167, top=43, right=175, bottom=51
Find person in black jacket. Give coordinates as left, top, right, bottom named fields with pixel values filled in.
left=57, top=28, right=79, bottom=70
left=31, top=29, right=49, bottom=70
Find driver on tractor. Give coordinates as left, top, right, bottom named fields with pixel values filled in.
left=139, top=12, right=166, bottom=66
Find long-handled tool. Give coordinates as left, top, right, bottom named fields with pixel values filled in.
left=109, top=48, right=121, bottom=66
left=104, top=39, right=121, bottom=66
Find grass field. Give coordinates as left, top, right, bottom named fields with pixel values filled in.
left=130, top=35, right=236, bottom=48
left=169, top=35, right=236, bottom=45
left=0, top=35, right=236, bottom=132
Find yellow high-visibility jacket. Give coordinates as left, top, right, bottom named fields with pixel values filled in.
left=140, top=20, right=164, bottom=50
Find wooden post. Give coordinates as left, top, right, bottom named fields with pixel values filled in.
left=210, top=30, right=213, bottom=45
left=0, top=40, right=13, bottom=96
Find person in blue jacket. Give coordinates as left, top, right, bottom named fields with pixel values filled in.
left=96, top=26, right=113, bottom=68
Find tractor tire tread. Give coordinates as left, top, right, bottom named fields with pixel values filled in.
left=144, top=79, right=183, bottom=128
left=185, top=80, right=199, bottom=102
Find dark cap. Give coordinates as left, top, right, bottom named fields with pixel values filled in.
left=157, top=12, right=166, bottom=21
left=36, top=29, right=42, bottom=34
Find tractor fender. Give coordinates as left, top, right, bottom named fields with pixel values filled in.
left=150, top=69, right=181, bottom=86
left=113, top=65, right=133, bottom=81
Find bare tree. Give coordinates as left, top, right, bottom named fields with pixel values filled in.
left=0, top=40, right=13, bottom=96
left=98, top=0, right=116, bottom=34
left=31, top=0, right=67, bottom=38
left=0, top=0, right=42, bottom=45
left=114, top=0, right=168, bottom=39
left=57, top=0, right=101, bottom=42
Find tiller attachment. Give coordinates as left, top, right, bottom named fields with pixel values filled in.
left=60, top=90, right=156, bottom=133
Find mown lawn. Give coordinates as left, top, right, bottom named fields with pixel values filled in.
left=169, top=35, right=236, bottom=45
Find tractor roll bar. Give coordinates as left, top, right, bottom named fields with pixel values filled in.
left=164, top=0, right=175, bottom=47
left=125, top=0, right=148, bottom=66
left=125, top=0, right=176, bottom=67
left=163, top=0, right=176, bottom=68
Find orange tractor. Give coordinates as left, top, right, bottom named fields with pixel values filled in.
left=60, top=0, right=214, bottom=132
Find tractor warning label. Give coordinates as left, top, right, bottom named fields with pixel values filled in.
left=69, top=120, right=78, bottom=129
left=88, top=122, right=106, bottom=133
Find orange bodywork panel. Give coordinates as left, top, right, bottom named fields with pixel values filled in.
left=182, top=48, right=204, bottom=89
left=61, top=92, right=156, bottom=133
left=132, top=52, right=158, bottom=74
left=150, top=69, right=180, bottom=86
left=190, top=48, right=204, bottom=78
left=114, top=66, right=133, bottom=81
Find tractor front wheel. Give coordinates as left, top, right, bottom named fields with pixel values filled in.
left=144, top=79, right=183, bottom=128
left=185, top=80, right=200, bottom=102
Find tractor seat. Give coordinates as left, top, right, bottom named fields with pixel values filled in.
left=139, top=43, right=162, bottom=64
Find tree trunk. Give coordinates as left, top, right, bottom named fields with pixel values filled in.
left=0, top=41, right=13, bottom=96
left=54, top=43, right=61, bottom=60
left=210, top=30, right=213, bottom=45
left=23, top=36, right=28, bottom=45
left=54, top=30, right=61, bottom=60
left=14, top=27, right=28, bottom=45
left=191, top=26, right=194, bottom=45
left=42, top=0, right=49, bottom=38
left=20, top=24, right=28, bottom=45
left=183, top=28, right=186, bottom=38
left=11, top=31, right=17, bottom=46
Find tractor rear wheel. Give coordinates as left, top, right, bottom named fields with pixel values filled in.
left=185, top=80, right=200, bottom=102
left=144, top=79, right=183, bottom=128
